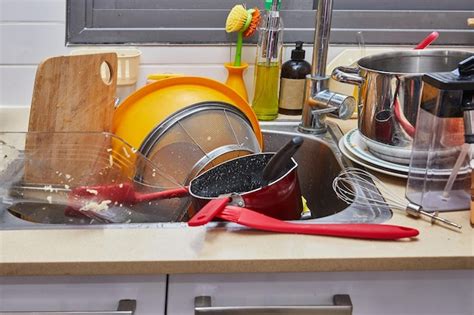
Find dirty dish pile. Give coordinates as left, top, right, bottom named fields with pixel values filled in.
left=66, top=149, right=304, bottom=224
left=112, top=76, right=263, bottom=187
left=15, top=54, right=266, bottom=223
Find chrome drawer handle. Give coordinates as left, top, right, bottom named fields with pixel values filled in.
left=194, top=294, right=352, bottom=314
left=1, top=299, right=136, bottom=315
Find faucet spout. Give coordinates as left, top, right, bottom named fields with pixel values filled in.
left=298, top=0, right=355, bottom=134
left=311, top=0, right=334, bottom=78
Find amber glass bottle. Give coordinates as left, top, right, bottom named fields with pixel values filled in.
left=278, top=41, right=311, bottom=115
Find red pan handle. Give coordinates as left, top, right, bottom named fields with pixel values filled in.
left=188, top=197, right=231, bottom=226
left=219, top=206, right=419, bottom=240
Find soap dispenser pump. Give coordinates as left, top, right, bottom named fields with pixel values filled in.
left=279, top=41, right=312, bottom=115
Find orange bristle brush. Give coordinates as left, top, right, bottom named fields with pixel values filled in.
left=243, top=8, right=261, bottom=37
left=225, top=5, right=261, bottom=66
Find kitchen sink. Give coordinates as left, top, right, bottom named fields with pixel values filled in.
left=0, top=121, right=392, bottom=229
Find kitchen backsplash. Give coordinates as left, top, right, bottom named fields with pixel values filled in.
left=1, top=0, right=472, bottom=110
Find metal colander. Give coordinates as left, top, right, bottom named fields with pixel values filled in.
left=139, top=101, right=261, bottom=185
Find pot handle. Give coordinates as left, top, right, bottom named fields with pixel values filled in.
left=331, top=66, right=365, bottom=86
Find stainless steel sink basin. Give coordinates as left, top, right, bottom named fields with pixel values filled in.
left=0, top=121, right=392, bottom=229
left=260, top=121, right=391, bottom=223
left=263, top=123, right=347, bottom=219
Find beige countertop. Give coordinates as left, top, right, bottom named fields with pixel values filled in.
left=0, top=110, right=472, bottom=276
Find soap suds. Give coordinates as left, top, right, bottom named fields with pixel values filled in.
left=86, top=189, right=98, bottom=195
left=80, top=200, right=111, bottom=212
left=43, top=185, right=53, bottom=192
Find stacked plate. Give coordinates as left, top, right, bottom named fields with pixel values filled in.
left=339, top=129, right=457, bottom=179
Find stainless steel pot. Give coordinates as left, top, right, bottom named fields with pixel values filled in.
left=332, top=50, right=473, bottom=153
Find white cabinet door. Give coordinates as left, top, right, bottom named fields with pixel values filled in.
left=0, top=275, right=166, bottom=315
left=167, top=270, right=474, bottom=315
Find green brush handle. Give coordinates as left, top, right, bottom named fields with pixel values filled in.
left=234, top=10, right=253, bottom=67
left=234, top=31, right=243, bottom=67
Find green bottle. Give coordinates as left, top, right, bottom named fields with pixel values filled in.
left=252, top=0, right=283, bottom=121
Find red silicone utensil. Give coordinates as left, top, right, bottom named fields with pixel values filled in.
left=69, top=182, right=189, bottom=204
left=393, top=32, right=439, bottom=137
left=393, top=31, right=440, bottom=136
left=393, top=98, right=415, bottom=137
left=217, top=206, right=419, bottom=240
left=188, top=197, right=231, bottom=226
left=65, top=183, right=191, bottom=221
left=414, top=31, right=439, bottom=50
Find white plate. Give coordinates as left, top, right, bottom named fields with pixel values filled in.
left=363, top=137, right=412, bottom=164
left=342, top=129, right=467, bottom=177
left=342, top=129, right=411, bottom=173
left=338, top=137, right=409, bottom=179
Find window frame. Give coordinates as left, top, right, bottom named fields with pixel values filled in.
left=66, top=0, right=474, bottom=46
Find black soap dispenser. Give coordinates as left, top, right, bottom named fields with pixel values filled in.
left=278, top=41, right=312, bottom=115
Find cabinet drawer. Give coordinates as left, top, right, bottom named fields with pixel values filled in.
left=0, top=275, right=166, bottom=315
left=168, top=270, right=473, bottom=315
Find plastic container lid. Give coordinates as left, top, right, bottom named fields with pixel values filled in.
left=423, top=55, right=474, bottom=90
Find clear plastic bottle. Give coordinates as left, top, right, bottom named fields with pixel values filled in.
left=251, top=0, right=283, bottom=121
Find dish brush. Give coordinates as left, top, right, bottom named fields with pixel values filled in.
left=225, top=5, right=261, bottom=66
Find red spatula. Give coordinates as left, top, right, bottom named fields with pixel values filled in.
left=217, top=206, right=419, bottom=240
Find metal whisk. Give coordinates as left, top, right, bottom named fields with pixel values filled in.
left=333, top=167, right=462, bottom=229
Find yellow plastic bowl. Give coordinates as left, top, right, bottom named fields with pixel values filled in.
left=112, top=76, right=263, bottom=150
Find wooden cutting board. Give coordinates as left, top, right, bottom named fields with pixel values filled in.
left=26, top=53, right=118, bottom=185
left=28, top=53, right=117, bottom=132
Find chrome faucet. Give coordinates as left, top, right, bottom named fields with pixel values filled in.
left=298, top=0, right=356, bottom=134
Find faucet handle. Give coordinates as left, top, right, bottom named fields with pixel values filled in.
left=314, top=90, right=356, bottom=120
left=331, top=66, right=364, bottom=86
